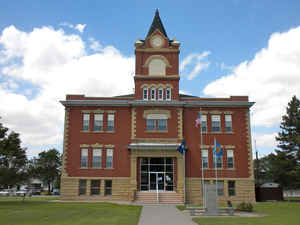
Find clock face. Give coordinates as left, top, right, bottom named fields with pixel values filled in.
left=151, top=36, right=164, bottom=48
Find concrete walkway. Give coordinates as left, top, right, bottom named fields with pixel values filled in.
left=138, top=205, right=197, bottom=225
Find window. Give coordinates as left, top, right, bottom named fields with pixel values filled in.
left=212, top=115, right=221, bottom=132
left=228, top=181, right=235, bottom=196
left=106, top=149, right=113, bottom=168
left=146, top=119, right=156, bottom=131
left=214, top=181, right=224, bottom=196
left=92, top=149, right=101, bottom=168
left=166, top=88, right=171, bottom=101
left=158, top=88, right=163, bottom=100
left=83, top=114, right=90, bottom=131
left=213, top=153, right=222, bottom=168
left=143, top=88, right=148, bottom=100
left=90, top=180, right=100, bottom=195
left=225, top=114, right=232, bottom=132
left=107, top=114, right=115, bottom=131
left=105, top=180, right=112, bottom=195
left=227, top=150, right=234, bottom=168
left=94, top=114, right=103, bottom=131
left=149, top=58, right=166, bottom=75
left=80, top=148, right=88, bottom=168
left=157, top=119, right=167, bottom=131
left=201, top=115, right=207, bottom=132
left=151, top=88, right=156, bottom=101
left=201, top=150, right=208, bottom=168
left=79, top=179, right=86, bottom=195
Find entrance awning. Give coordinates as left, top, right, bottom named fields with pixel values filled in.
left=128, top=143, right=181, bottom=150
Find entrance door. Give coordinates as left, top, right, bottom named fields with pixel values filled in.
left=149, top=172, right=165, bottom=191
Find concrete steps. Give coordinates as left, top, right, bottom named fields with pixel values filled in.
left=135, top=191, right=183, bottom=204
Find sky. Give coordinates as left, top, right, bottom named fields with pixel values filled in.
left=1, top=0, right=300, bottom=158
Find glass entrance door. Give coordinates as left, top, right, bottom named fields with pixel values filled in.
left=140, top=157, right=174, bottom=191
left=149, top=172, right=165, bottom=191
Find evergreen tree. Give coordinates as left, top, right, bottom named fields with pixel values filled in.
left=276, top=95, right=300, bottom=160
left=0, top=121, right=27, bottom=188
left=274, top=96, right=300, bottom=189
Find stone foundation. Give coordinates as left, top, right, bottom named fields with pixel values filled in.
left=60, top=176, right=132, bottom=201
left=185, top=178, right=255, bottom=204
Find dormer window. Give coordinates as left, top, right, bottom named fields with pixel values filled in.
left=151, top=88, right=156, bottom=101
left=166, top=88, right=171, bottom=101
left=158, top=88, right=163, bottom=100
left=143, top=88, right=148, bottom=100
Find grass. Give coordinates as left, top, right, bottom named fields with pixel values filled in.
left=0, top=198, right=142, bottom=225
left=191, top=201, right=300, bottom=225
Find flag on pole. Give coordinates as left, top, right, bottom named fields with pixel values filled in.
left=177, top=140, right=187, bottom=154
left=195, top=114, right=201, bottom=128
left=214, top=139, right=223, bottom=157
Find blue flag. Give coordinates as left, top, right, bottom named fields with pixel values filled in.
left=177, top=140, right=186, bottom=154
left=214, top=139, right=223, bottom=157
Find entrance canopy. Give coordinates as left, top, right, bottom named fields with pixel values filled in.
left=128, top=143, right=181, bottom=150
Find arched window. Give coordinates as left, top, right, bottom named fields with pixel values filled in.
left=149, top=58, right=166, bottom=76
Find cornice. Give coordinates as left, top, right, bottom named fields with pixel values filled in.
left=60, top=99, right=255, bottom=108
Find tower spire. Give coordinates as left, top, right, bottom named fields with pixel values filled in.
left=146, top=9, right=168, bottom=38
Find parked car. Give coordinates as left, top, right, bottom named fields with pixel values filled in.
left=16, top=189, right=31, bottom=197
left=0, top=189, right=10, bottom=196
left=0, top=189, right=16, bottom=196
left=30, top=189, right=41, bottom=195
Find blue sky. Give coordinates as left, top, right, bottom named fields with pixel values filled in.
left=1, top=0, right=300, bottom=158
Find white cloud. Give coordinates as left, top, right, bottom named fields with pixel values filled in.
left=89, top=37, right=102, bottom=51
left=253, top=133, right=277, bottom=148
left=180, top=51, right=210, bottom=80
left=75, top=24, right=86, bottom=33
left=220, top=62, right=234, bottom=71
left=59, top=22, right=86, bottom=33
left=204, top=26, right=300, bottom=129
left=0, top=25, right=134, bottom=157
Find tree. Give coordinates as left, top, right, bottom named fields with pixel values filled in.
left=31, top=149, right=61, bottom=194
left=0, top=122, right=27, bottom=188
left=273, top=95, right=300, bottom=189
left=276, top=95, right=300, bottom=161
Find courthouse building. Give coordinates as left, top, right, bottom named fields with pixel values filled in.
left=60, top=10, right=256, bottom=204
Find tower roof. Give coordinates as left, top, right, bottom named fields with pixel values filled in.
left=146, top=9, right=168, bottom=38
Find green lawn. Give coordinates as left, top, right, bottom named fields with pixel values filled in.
left=0, top=199, right=142, bottom=225
left=192, top=202, right=300, bottom=225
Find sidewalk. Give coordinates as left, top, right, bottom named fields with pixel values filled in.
left=138, top=205, right=197, bottom=225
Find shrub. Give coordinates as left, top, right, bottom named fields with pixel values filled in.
left=236, top=202, right=253, bottom=212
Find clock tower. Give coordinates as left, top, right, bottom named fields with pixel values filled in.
left=134, top=9, right=181, bottom=101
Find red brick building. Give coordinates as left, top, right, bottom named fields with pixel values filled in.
left=60, top=10, right=255, bottom=204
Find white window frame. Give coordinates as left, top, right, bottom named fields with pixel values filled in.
left=166, top=88, right=171, bottom=101
left=201, top=149, right=208, bottom=168
left=106, top=149, right=113, bottom=169
left=143, top=88, right=148, bottom=101
left=92, top=148, right=102, bottom=168
left=150, top=88, right=156, bottom=101
left=158, top=88, right=164, bottom=100
left=225, top=114, right=232, bottom=132
left=80, top=148, right=88, bottom=168
left=201, top=115, right=207, bottom=133
left=107, top=114, right=115, bottom=131
left=94, top=114, right=103, bottom=131
left=212, top=115, right=221, bottom=132
left=227, top=149, right=234, bottom=168
left=83, top=114, right=90, bottom=131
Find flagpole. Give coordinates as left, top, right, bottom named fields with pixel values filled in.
left=200, top=108, right=205, bottom=208
left=214, top=138, right=218, bottom=207
left=184, top=148, right=186, bottom=204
